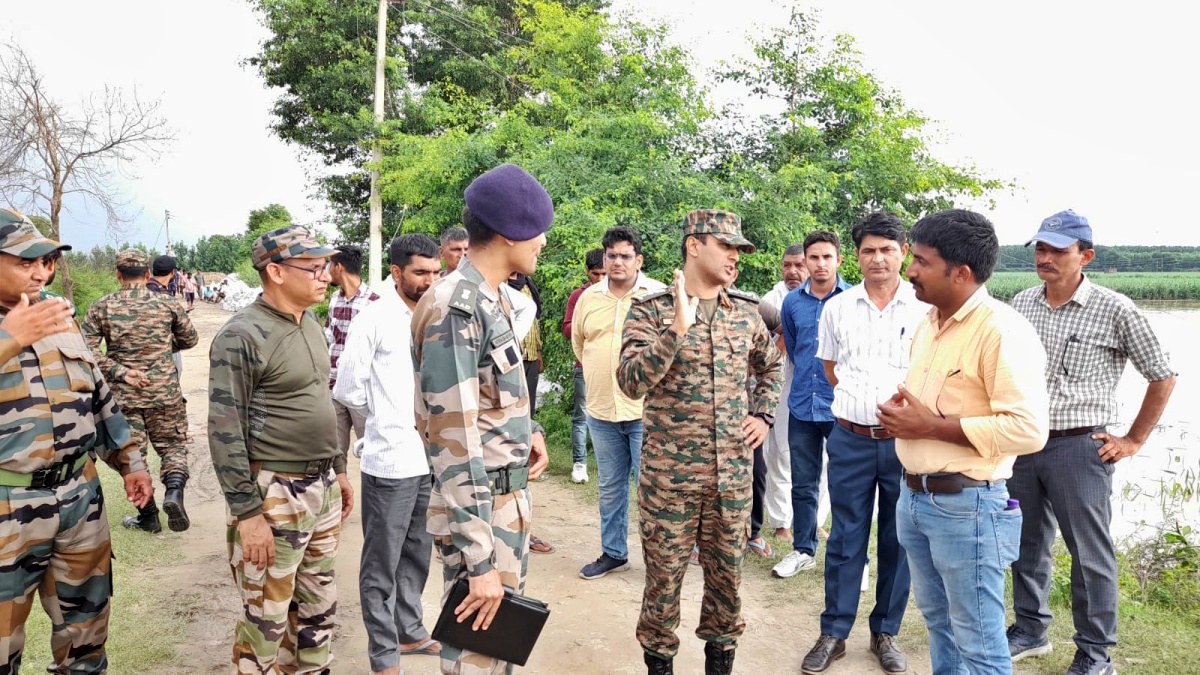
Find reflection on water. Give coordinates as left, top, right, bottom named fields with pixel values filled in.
left=1106, top=302, right=1199, bottom=541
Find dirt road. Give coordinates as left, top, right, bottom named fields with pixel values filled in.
left=161, top=302, right=933, bottom=674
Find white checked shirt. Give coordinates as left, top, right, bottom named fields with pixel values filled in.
left=1011, top=276, right=1174, bottom=429
left=331, top=288, right=430, bottom=480
left=817, top=281, right=929, bottom=425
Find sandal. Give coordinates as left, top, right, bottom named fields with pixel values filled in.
left=689, top=545, right=699, bottom=566
left=400, top=638, right=441, bottom=656
left=529, top=536, right=555, bottom=554
left=748, top=537, right=774, bottom=558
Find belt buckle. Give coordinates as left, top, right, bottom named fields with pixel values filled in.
left=493, top=468, right=510, bottom=494
left=869, top=426, right=888, bottom=440
left=305, top=459, right=328, bottom=477
left=30, top=467, right=53, bottom=489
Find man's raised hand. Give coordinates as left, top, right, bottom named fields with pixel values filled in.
left=671, top=269, right=698, bottom=334
left=3, top=294, right=75, bottom=347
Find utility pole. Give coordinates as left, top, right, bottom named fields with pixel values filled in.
left=164, top=209, right=173, bottom=255
left=367, top=0, right=389, bottom=286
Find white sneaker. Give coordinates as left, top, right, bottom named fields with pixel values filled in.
left=772, top=550, right=816, bottom=578
left=570, top=462, right=589, bottom=484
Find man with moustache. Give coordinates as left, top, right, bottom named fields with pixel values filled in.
left=208, top=225, right=353, bottom=674
left=755, top=244, right=808, bottom=542
left=1007, top=211, right=1175, bottom=675
left=334, top=233, right=444, bottom=675
left=877, top=209, right=1048, bottom=675
left=573, top=226, right=665, bottom=580
left=773, top=231, right=850, bottom=579
left=412, top=164, right=552, bottom=675
left=439, top=226, right=470, bottom=276
left=0, top=208, right=153, bottom=674
left=619, top=210, right=781, bottom=675
left=801, top=213, right=926, bottom=674
left=325, top=244, right=380, bottom=467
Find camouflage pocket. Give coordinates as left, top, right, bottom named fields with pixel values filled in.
left=58, top=347, right=97, bottom=393
left=0, top=358, right=30, bottom=403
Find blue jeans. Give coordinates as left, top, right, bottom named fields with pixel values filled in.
left=587, top=414, right=643, bottom=560
left=789, top=416, right=834, bottom=555
left=571, top=365, right=589, bottom=463
left=896, top=482, right=1021, bottom=675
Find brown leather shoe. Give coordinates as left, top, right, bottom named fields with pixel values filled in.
left=802, top=635, right=846, bottom=674
left=870, top=632, right=908, bottom=673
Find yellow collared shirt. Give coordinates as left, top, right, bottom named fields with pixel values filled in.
left=897, top=286, right=1050, bottom=480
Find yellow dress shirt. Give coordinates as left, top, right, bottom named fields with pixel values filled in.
left=572, top=273, right=666, bottom=422
left=897, top=286, right=1049, bottom=480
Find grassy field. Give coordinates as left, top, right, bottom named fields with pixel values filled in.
left=20, top=458, right=184, bottom=674
left=989, top=271, right=1200, bottom=302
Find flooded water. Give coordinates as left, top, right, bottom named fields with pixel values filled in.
left=1106, top=301, right=1199, bottom=542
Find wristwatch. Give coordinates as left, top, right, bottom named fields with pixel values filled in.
left=753, top=412, right=775, bottom=428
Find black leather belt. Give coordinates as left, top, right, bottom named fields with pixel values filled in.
left=1048, top=426, right=1103, bottom=439
left=487, top=465, right=529, bottom=495
left=904, top=471, right=999, bottom=494
left=252, top=458, right=336, bottom=476
left=837, top=417, right=892, bottom=440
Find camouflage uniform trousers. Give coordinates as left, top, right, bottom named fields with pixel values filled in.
left=226, top=469, right=341, bottom=675
left=0, top=458, right=113, bottom=675
left=433, top=488, right=531, bottom=675
left=636, top=484, right=752, bottom=659
left=124, top=401, right=189, bottom=480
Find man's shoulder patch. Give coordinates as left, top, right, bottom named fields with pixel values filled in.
left=632, top=288, right=671, bottom=305
left=727, top=288, right=760, bottom=304
left=448, top=280, right=479, bottom=315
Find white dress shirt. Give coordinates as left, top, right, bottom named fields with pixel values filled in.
left=817, top=280, right=929, bottom=425
left=332, top=288, right=430, bottom=479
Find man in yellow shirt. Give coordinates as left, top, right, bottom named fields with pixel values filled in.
left=877, top=209, right=1048, bottom=675
left=572, top=226, right=665, bottom=580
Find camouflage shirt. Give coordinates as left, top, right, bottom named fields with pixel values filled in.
left=617, top=287, right=783, bottom=492
left=208, top=296, right=341, bottom=519
left=81, top=285, right=198, bottom=409
left=411, top=258, right=532, bottom=576
left=0, top=308, right=146, bottom=476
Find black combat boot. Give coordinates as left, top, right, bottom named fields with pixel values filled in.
left=704, top=642, right=735, bottom=675
left=122, top=498, right=162, bottom=533
left=162, top=473, right=190, bottom=532
left=644, top=651, right=673, bottom=675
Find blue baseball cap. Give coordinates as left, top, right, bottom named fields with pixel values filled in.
left=1025, top=209, right=1093, bottom=249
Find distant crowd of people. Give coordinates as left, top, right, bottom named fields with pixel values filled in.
left=0, top=159, right=1174, bottom=675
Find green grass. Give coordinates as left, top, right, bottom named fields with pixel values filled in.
left=989, top=271, right=1200, bottom=302
left=21, top=457, right=184, bottom=674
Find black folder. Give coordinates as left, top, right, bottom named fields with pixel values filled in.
left=431, top=578, right=551, bottom=667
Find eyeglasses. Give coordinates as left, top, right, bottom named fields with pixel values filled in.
left=276, top=261, right=330, bottom=279
left=605, top=252, right=635, bottom=262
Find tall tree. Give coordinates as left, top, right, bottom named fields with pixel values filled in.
left=0, top=44, right=174, bottom=301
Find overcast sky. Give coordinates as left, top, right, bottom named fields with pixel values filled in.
left=6, top=0, right=1198, bottom=251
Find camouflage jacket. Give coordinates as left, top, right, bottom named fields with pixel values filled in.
left=208, top=297, right=340, bottom=519
left=617, top=287, right=783, bottom=492
left=81, top=285, right=198, bottom=409
left=411, top=258, right=532, bottom=577
left=0, top=308, right=146, bottom=476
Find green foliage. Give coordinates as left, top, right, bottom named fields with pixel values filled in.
left=189, top=234, right=244, bottom=273
left=997, top=245, right=1200, bottom=273
left=989, top=272, right=1200, bottom=302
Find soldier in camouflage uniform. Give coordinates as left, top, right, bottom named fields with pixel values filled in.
left=208, top=225, right=353, bottom=675
left=0, top=208, right=154, bottom=674
left=617, top=209, right=783, bottom=675
left=82, top=248, right=199, bottom=533
left=411, top=164, right=553, bottom=675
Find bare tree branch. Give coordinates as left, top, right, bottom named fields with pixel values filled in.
left=0, top=42, right=175, bottom=299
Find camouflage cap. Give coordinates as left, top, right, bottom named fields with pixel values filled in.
left=251, top=225, right=335, bottom=270
left=682, top=209, right=756, bottom=253
left=116, top=248, right=150, bottom=267
left=0, top=208, right=72, bottom=259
